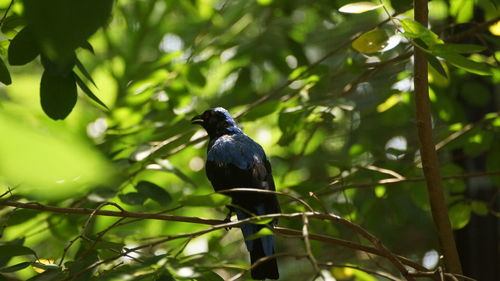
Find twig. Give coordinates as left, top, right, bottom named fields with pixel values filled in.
left=302, top=213, right=322, bottom=278
left=0, top=0, right=14, bottom=28
left=324, top=170, right=500, bottom=194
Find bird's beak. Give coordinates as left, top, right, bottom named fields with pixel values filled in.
left=191, top=115, right=204, bottom=125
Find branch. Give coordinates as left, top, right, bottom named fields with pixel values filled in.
left=413, top=0, right=462, bottom=275
left=326, top=170, right=500, bottom=194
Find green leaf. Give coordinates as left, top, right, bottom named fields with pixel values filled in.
left=437, top=53, right=492, bottom=76
left=0, top=245, right=36, bottom=258
left=80, top=41, right=95, bottom=54
left=75, top=58, right=97, bottom=87
left=338, top=2, right=383, bottom=14
left=0, top=57, right=12, bottom=85
left=180, top=193, right=231, bottom=207
left=75, top=74, right=108, bottom=110
left=197, top=271, right=224, bottom=281
left=8, top=26, right=40, bottom=65
left=245, top=227, right=273, bottom=241
left=23, top=0, right=114, bottom=64
left=93, top=240, right=124, bottom=250
left=0, top=262, right=32, bottom=273
left=26, top=269, right=64, bottom=281
left=430, top=43, right=486, bottom=54
left=119, top=192, right=147, bottom=205
left=422, top=52, right=448, bottom=78
left=470, top=201, right=488, bottom=216
left=135, top=180, right=172, bottom=206
left=449, top=201, right=471, bottom=229
left=6, top=209, right=39, bottom=226
left=352, top=29, right=390, bottom=54
left=1, top=14, right=25, bottom=34
left=40, top=70, right=78, bottom=120
left=243, top=100, right=280, bottom=121
left=186, top=64, right=206, bottom=87
left=400, top=19, right=443, bottom=47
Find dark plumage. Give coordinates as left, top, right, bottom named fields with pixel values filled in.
left=192, top=107, right=280, bottom=280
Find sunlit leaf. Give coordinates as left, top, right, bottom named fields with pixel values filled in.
left=352, top=29, right=390, bottom=54
left=243, top=101, right=280, bottom=121
left=400, top=19, right=443, bottom=46
left=0, top=113, right=114, bottom=200
left=339, top=2, right=383, bottom=14
left=377, top=93, right=400, bottom=112
left=244, top=227, right=273, bottom=241
left=180, top=193, right=231, bottom=207
left=449, top=201, right=471, bottom=229
left=32, top=259, right=58, bottom=273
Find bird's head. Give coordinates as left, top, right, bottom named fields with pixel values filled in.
left=191, top=107, right=241, bottom=137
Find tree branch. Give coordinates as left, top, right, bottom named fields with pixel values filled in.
left=413, top=0, right=462, bottom=275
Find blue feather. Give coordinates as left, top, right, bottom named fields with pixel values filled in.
left=207, top=133, right=265, bottom=170
left=236, top=204, right=274, bottom=256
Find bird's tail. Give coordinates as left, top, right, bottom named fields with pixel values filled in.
left=237, top=207, right=279, bottom=280
left=249, top=237, right=279, bottom=280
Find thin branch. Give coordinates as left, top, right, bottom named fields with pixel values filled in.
left=302, top=213, right=322, bottom=278
left=325, top=170, right=500, bottom=194
left=413, top=0, right=462, bottom=274
left=0, top=0, right=14, bottom=28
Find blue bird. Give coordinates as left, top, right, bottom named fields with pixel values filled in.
left=192, top=107, right=280, bottom=280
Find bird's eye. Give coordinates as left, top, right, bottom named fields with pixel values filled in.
left=202, top=112, right=210, bottom=119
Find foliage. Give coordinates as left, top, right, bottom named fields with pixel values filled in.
left=0, top=0, right=498, bottom=280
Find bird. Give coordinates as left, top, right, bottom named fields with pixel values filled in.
left=191, top=107, right=280, bottom=280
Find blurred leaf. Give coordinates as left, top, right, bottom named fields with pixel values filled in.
left=32, top=259, right=59, bottom=273
left=244, top=227, right=273, bottom=241
left=136, top=180, right=172, bottom=206
left=186, top=64, right=206, bottom=87
left=119, top=192, right=148, bottom=205
left=75, top=74, right=108, bottom=110
left=449, top=201, right=471, bottom=229
left=26, top=269, right=64, bottom=281
left=0, top=245, right=36, bottom=258
left=486, top=144, right=500, bottom=186
left=197, top=271, right=224, bottom=281
left=243, top=101, right=280, bottom=121
left=0, top=113, right=114, bottom=199
left=470, top=201, right=488, bottom=216
left=40, top=70, right=77, bottom=120
left=0, top=57, right=11, bottom=85
left=430, top=43, right=486, bottom=54
left=436, top=53, right=491, bottom=76
left=377, top=93, right=400, bottom=113
left=23, top=0, right=114, bottom=63
left=8, top=26, right=40, bottom=65
left=1, top=14, right=25, bottom=34
left=180, top=193, right=231, bottom=207
left=338, top=2, right=383, bottom=14
left=460, top=81, right=490, bottom=106
left=352, top=29, right=390, bottom=54
left=6, top=209, right=39, bottom=226
left=93, top=240, right=124, bottom=250
left=0, top=262, right=32, bottom=273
